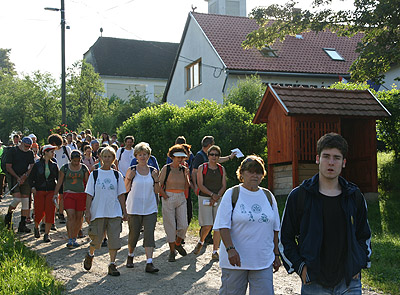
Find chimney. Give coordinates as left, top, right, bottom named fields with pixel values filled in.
left=204, top=0, right=246, bottom=17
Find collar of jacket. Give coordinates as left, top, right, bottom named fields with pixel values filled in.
left=300, top=173, right=359, bottom=197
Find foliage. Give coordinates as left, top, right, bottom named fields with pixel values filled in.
left=243, top=0, right=400, bottom=84
left=223, top=75, right=266, bottom=114
left=50, top=124, right=70, bottom=136
left=0, top=220, right=64, bottom=294
left=65, top=60, right=105, bottom=131
left=0, top=48, right=16, bottom=76
left=117, top=100, right=267, bottom=185
left=0, top=71, right=60, bottom=144
left=329, top=82, right=400, bottom=160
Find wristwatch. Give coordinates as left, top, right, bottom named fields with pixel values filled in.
left=226, top=246, right=235, bottom=252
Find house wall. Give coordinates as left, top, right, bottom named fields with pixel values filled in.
left=101, top=76, right=167, bottom=103
left=166, top=16, right=227, bottom=107
left=381, top=65, right=400, bottom=90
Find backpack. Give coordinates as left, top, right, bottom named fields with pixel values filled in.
left=62, top=146, right=71, bottom=161
left=118, top=147, right=125, bottom=162
left=92, top=168, right=119, bottom=196
left=197, top=150, right=208, bottom=163
left=231, top=185, right=273, bottom=211
left=202, top=162, right=223, bottom=176
left=0, top=146, right=15, bottom=176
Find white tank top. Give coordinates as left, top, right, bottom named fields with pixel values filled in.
left=126, top=170, right=158, bottom=215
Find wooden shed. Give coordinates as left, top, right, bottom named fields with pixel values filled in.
left=253, top=85, right=391, bottom=198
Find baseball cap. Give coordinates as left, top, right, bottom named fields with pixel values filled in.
left=173, top=152, right=187, bottom=157
left=28, top=133, right=37, bottom=140
left=42, top=144, right=56, bottom=153
left=21, top=137, right=33, bottom=145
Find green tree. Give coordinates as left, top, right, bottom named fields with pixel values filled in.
left=66, top=60, right=105, bottom=131
left=223, top=75, right=266, bottom=114
left=243, top=0, right=400, bottom=84
left=0, top=48, right=16, bottom=75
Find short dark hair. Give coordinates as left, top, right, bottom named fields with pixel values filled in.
left=236, top=155, right=266, bottom=182
left=207, top=145, right=221, bottom=156
left=201, top=136, right=214, bottom=147
left=175, top=136, right=186, bottom=145
left=48, top=134, right=63, bottom=147
left=124, top=135, right=134, bottom=143
left=317, top=133, right=348, bottom=158
left=168, top=144, right=188, bottom=158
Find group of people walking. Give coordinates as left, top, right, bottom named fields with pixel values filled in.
left=0, top=131, right=372, bottom=295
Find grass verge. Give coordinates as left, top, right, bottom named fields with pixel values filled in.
left=0, top=220, right=64, bottom=295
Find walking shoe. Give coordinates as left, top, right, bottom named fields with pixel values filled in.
left=108, top=264, right=120, bottom=276
left=193, top=242, right=203, bottom=255
left=168, top=251, right=176, bottom=262
left=34, top=227, right=40, bottom=238
left=40, top=223, right=45, bottom=233
left=83, top=253, right=94, bottom=271
left=26, top=217, right=32, bottom=224
left=66, top=239, right=74, bottom=249
left=145, top=263, right=159, bottom=273
left=175, top=244, right=187, bottom=256
left=101, top=238, right=108, bottom=247
left=72, top=238, right=79, bottom=247
left=211, top=252, right=219, bottom=261
left=51, top=224, right=57, bottom=231
left=126, top=256, right=134, bottom=268
left=43, top=234, right=51, bottom=243
left=18, top=224, right=31, bottom=234
left=58, top=214, right=66, bottom=224
left=4, top=212, right=12, bottom=229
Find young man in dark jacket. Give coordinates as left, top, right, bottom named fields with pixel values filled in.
left=280, top=133, right=371, bottom=295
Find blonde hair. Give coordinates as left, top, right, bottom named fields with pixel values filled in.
left=100, top=146, right=116, bottom=160
left=236, top=155, right=266, bottom=182
left=134, top=142, right=152, bottom=157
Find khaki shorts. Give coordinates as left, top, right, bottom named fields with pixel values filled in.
left=198, top=195, right=220, bottom=226
left=88, top=217, right=122, bottom=250
left=11, top=179, right=31, bottom=195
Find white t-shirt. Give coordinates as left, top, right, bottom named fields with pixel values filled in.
left=213, top=185, right=280, bottom=270
left=85, top=169, right=127, bottom=221
left=67, top=142, right=77, bottom=151
left=116, top=147, right=134, bottom=177
left=126, top=169, right=158, bottom=215
left=54, top=146, right=71, bottom=169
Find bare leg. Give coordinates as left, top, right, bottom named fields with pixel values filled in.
left=199, top=225, right=213, bottom=242
left=65, top=209, right=77, bottom=239
left=213, top=230, right=221, bottom=251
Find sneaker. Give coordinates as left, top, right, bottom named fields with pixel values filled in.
left=18, top=224, right=31, bottom=234
left=66, top=240, right=74, bottom=249
left=83, top=253, right=94, bottom=271
left=108, top=264, right=120, bottom=276
left=72, top=238, right=79, bottom=247
left=43, top=234, right=51, bottom=243
left=34, top=227, right=40, bottom=238
left=211, top=252, right=219, bottom=261
left=58, top=214, right=66, bottom=224
left=51, top=224, right=57, bottom=231
left=126, top=256, right=134, bottom=268
left=193, top=242, right=203, bottom=255
left=175, top=244, right=187, bottom=256
left=145, top=263, right=159, bottom=273
left=168, top=251, right=176, bottom=262
left=101, top=238, right=108, bottom=247
left=40, top=223, right=45, bottom=233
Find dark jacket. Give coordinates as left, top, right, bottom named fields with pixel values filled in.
left=279, top=174, right=371, bottom=286
left=29, top=158, right=59, bottom=191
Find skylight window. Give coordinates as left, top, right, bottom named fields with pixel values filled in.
left=323, top=48, right=345, bottom=61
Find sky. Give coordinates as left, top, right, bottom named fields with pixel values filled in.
left=0, top=0, right=354, bottom=79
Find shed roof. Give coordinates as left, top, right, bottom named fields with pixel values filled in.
left=253, top=85, right=391, bottom=123
left=84, top=37, right=179, bottom=79
left=192, top=12, right=362, bottom=75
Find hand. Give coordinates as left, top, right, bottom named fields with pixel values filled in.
left=273, top=255, right=281, bottom=273
left=227, top=248, right=241, bottom=267
left=301, top=265, right=308, bottom=284
left=122, top=212, right=128, bottom=222
left=52, top=195, right=59, bottom=209
left=353, top=273, right=360, bottom=280
left=210, top=199, right=216, bottom=206
left=85, top=212, right=91, bottom=224
left=151, top=169, right=158, bottom=178
left=230, top=151, right=237, bottom=160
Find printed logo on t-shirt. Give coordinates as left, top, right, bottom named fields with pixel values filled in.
left=239, top=203, right=270, bottom=223
left=99, top=178, right=115, bottom=191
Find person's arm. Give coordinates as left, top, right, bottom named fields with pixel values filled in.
left=118, top=193, right=128, bottom=221
left=29, top=164, right=37, bottom=194
left=85, top=194, right=93, bottom=224
left=151, top=168, right=161, bottom=194
left=220, top=228, right=241, bottom=267
left=355, top=190, right=372, bottom=268
left=124, top=167, right=135, bottom=192
left=114, top=149, right=120, bottom=171
left=158, top=166, right=168, bottom=199
left=273, top=230, right=282, bottom=272
left=217, top=166, right=227, bottom=199
left=197, top=164, right=210, bottom=196
left=218, top=151, right=236, bottom=164
left=53, top=169, right=65, bottom=196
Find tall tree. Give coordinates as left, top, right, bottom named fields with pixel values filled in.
left=0, top=48, right=16, bottom=76
left=243, top=0, right=400, bottom=84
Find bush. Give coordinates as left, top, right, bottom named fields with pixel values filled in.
left=117, top=99, right=267, bottom=185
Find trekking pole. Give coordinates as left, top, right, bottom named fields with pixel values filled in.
left=1, top=183, right=19, bottom=199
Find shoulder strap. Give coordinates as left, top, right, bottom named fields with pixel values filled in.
left=231, top=185, right=240, bottom=210
left=113, top=169, right=119, bottom=183
left=118, top=147, right=125, bottom=162
left=93, top=169, right=99, bottom=196
left=202, top=163, right=208, bottom=175
left=261, top=188, right=273, bottom=208
left=217, top=163, right=223, bottom=175
left=200, top=150, right=208, bottom=162
left=62, top=146, right=70, bottom=161
left=164, top=164, right=171, bottom=187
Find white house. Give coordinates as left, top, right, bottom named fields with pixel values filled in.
left=84, top=37, right=179, bottom=103
left=163, top=0, right=371, bottom=106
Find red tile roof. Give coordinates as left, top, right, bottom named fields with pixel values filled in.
left=192, top=12, right=362, bottom=75
left=256, top=85, right=390, bottom=120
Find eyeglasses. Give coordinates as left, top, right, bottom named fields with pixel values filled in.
left=209, top=153, right=220, bottom=157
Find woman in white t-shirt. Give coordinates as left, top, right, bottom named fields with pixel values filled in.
left=213, top=155, right=281, bottom=295
left=124, top=142, right=160, bottom=273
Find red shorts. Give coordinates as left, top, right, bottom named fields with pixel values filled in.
left=63, top=192, right=87, bottom=211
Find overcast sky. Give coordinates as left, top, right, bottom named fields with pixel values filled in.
left=0, top=0, right=354, bottom=78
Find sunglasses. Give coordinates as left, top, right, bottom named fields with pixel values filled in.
left=209, top=153, right=220, bottom=157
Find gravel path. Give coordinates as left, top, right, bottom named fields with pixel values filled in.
left=0, top=195, right=384, bottom=295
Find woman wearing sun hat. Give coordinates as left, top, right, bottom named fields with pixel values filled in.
left=29, top=145, right=59, bottom=242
